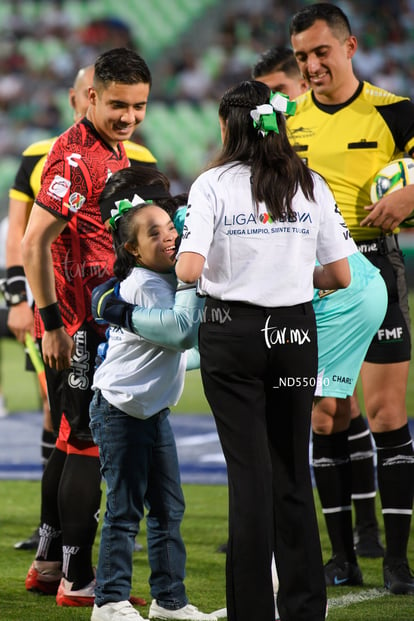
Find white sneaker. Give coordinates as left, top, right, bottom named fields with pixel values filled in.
left=148, top=600, right=218, bottom=620
left=92, top=600, right=149, bottom=620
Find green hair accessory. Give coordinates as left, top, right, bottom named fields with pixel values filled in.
left=250, top=91, right=296, bottom=136
left=270, top=91, right=297, bottom=116
left=108, top=195, right=151, bottom=230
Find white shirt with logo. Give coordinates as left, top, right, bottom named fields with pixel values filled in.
left=178, top=163, right=357, bottom=307
left=92, top=268, right=186, bottom=418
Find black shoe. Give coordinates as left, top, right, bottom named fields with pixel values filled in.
left=324, top=557, right=363, bottom=587
left=216, top=542, right=228, bottom=554
left=383, top=558, right=414, bottom=594
left=14, top=527, right=40, bottom=551
left=354, top=524, right=384, bottom=558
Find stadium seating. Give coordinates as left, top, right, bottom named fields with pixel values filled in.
left=0, top=0, right=412, bottom=221
left=140, top=101, right=221, bottom=182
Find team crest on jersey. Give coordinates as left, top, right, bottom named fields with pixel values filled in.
left=48, top=175, right=71, bottom=199
left=65, top=192, right=86, bottom=213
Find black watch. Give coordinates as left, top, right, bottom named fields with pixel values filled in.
left=0, top=280, right=28, bottom=307
left=4, top=289, right=28, bottom=307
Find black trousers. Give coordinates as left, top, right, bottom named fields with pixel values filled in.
left=199, top=298, right=326, bottom=621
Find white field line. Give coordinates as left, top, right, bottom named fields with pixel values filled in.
left=328, top=587, right=388, bottom=609
left=212, top=589, right=388, bottom=619
left=175, top=432, right=219, bottom=446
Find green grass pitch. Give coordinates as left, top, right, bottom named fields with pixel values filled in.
left=1, top=292, right=414, bottom=619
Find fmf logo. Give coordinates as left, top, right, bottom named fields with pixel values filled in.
left=377, top=327, right=404, bottom=342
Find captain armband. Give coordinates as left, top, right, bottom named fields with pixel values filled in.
left=0, top=266, right=28, bottom=307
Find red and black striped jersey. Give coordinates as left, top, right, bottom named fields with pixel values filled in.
left=34, top=119, right=130, bottom=337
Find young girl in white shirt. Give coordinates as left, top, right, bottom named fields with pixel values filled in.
left=89, top=200, right=215, bottom=621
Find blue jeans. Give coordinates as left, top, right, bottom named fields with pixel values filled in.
left=89, top=390, right=188, bottom=608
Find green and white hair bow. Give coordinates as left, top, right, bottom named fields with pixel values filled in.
left=250, top=91, right=296, bottom=136
left=109, top=195, right=144, bottom=230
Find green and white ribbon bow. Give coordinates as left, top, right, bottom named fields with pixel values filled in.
left=109, top=195, right=145, bottom=230
left=250, top=91, right=296, bottom=136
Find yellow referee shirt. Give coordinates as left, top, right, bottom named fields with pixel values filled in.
left=287, top=81, right=414, bottom=241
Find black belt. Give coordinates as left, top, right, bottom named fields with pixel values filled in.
left=355, top=234, right=399, bottom=255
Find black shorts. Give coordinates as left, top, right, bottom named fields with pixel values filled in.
left=40, top=323, right=104, bottom=442
left=358, top=240, right=411, bottom=363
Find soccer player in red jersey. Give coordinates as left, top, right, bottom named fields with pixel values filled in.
left=22, top=47, right=152, bottom=608
left=6, top=63, right=157, bottom=553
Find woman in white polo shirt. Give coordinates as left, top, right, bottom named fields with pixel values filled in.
left=175, top=80, right=355, bottom=621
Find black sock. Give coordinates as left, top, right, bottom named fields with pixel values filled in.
left=373, top=424, right=414, bottom=561
left=312, top=430, right=356, bottom=562
left=36, top=447, right=67, bottom=562
left=36, top=523, right=62, bottom=562
left=59, top=453, right=102, bottom=588
left=41, top=429, right=56, bottom=469
left=348, top=414, right=378, bottom=530
left=62, top=545, right=95, bottom=590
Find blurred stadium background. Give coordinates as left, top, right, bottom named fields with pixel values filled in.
left=0, top=0, right=414, bottom=272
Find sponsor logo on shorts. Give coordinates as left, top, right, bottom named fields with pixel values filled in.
left=68, top=330, right=90, bottom=390
left=332, top=375, right=352, bottom=384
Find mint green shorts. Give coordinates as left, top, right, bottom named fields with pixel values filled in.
left=313, top=252, right=387, bottom=398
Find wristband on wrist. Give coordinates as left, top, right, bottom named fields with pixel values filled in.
left=2, top=266, right=28, bottom=307
left=39, top=302, right=64, bottom=331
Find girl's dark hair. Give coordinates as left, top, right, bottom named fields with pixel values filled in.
left=99, top=165, right=187, bottom=222
left=111, top=203, right=152, bottom=281
left=102, top=165, right=170, bottom=196
left=210, top=80, right=315, bottom=220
